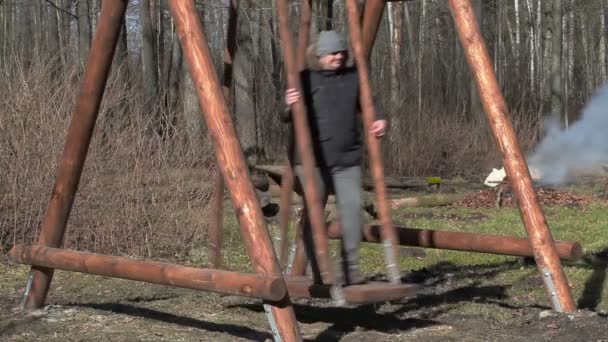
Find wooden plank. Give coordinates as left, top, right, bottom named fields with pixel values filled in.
left=285, top=276, right=419, bottom=304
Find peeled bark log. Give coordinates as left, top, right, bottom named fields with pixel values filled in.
left=252, top=164, right=440, bottom=191
left=388, top=193, right=466, bottom=209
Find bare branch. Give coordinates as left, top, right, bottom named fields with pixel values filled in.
left=44, top=0, right=78, bottom=20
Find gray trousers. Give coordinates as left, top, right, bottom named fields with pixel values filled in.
left=294, top=165, right=363, bottom=282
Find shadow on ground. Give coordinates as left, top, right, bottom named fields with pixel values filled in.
left=229, top=260, right=526, bottom=340
left=66, top=302, right=273, bottom=341
left=577, top=248, right=608, bottom=311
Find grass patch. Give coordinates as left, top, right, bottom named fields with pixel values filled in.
left=193, top=194, right=608, bottom=313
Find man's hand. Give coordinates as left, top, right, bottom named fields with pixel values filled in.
left=370, top=119, right=388, bottom=137
left=285, top=88, right=301, bottom=107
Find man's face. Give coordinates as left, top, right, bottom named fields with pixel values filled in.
left=318, top=50, right=347, bottom=70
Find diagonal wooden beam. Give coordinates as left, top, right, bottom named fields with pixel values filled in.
left=274, top=0, right=336, bottom=287
left=361, top=0, right=386, bottom=60
left=346, top=0, right=402, bottom=284
left=22, top=0, right=128, bottom=310
left=168, top=1, right=302, bottom=339
left=208, top=0, right=238, bottom=270
left=447, top=0, right=576, bottom=312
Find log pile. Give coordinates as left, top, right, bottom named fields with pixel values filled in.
left=251, top=167, right=461, bottom=218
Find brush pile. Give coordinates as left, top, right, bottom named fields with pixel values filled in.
left=452, top=182, right=597, bottom=208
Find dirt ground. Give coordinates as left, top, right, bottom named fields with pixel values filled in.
left=2, top=179, right=608, bottom=341
left=1, top=257, right=607, bottom=342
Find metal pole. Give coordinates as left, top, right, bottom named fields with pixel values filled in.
left=447, top=0, right=576, bottom=312
left=345, top=0, right=402, bottom=284
left=11, top=245, right=286, bottom=302
left=274, top=0, right=335, bottom=286
left=327, top=223, right=583, bottom=261
left=168, top=1, right=302, bottom=339
left=22, top=0, right=128, bottom=309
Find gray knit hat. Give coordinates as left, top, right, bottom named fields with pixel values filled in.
left=316, top=30, right=347, bottom=57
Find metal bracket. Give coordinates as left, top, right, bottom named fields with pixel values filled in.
left=263, top=303, right=282, bottom=342
left=285, top=242, right=297, bottom=275
left=20, top=271, right=34, bottom=309
left=330, top=285, right=346, bottom=307
left=262, top=233, right=292, bottom=341
left=383, top=239, right=401, bottom=284
left=542, top=267, right=563, bottom=312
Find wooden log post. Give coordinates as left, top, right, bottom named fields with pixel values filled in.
left=281, top=0, right=314, bottom=273
left=168, top=1, right=302, bottom=340
left=274, top=0, right=335, bottom=286
left=22, top=0, right=128, bottom=309
left=208, top=0, right=238, bottom=269
left=447, top=0, right=576, bottom=312
left=345, top=0, right=401, bottom=284
left=361, top=0, right=386, bottom=60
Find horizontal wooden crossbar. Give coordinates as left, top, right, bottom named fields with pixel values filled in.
left=327, top=223, right=583, bottom=261
left=10, top=245, right=286, bottom=302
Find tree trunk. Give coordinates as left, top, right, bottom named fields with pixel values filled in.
left=513, top=0, right=521, bottom=73
left=166, top=24, right=182, bottom=135
left=180, top=5, right=205, bottom=151
left=599, top=0, right=607, bottom=83
left=470, top=0, right=486, bottom=138
left=0, top=0, right=6, bottom=68
left=564, top=0, right=574, bottom=121
left=115, top=13, right=129, bottom=78
left=156, top=0, right=166, bottom=90
left=495, top=0, right=503, bottom=84
left=90, top=0, right=98, bottom=34
left=535, top=0, right=542, bottom=116
left=541, top=0, right=552, bottom=116
left=46, top=1, right=61, bottom=58
left=526, top=0, right=536, bottom=95
left=77, top=0, right=92, bottom=66
left=388, top=2, right=402, bottom=113
left=59, top=0, right=71, bottom=68
left=32, top=0, right=43, bottom=59
left=140, top=0, right=159, bottom=104
left=44, top=0, right=62, bottom=75
left=233, top=1, right=257, bottom=164
left=417, top=0, right=427, bottom=121
left=550, top=0, right=563, bottom=127
left=181, top=51, right=205, bottom=150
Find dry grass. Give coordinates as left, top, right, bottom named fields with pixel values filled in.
left=0, top=55, right=543, bottom=261
left=0, top=57, right=217, bottom=260
left=378, top=109, right=539, bottom=179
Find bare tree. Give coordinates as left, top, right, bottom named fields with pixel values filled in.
left=77, top=0, right=91, bottom=66
left=388, top=2, right=402, bottom=112
left=140, top=0, right=159, bottom=104
left=550, top=0, right=563, bottom=126
left=115, top=11, right=129, bottom=78
left=233, top=0, right=256, bottom=163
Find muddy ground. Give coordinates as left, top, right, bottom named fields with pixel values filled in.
left=1, top=256, right=607, bottom=342
left=2, top=179, right=608, bottom=341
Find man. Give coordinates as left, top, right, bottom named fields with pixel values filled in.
left=283, top=30, right=388, bottom=286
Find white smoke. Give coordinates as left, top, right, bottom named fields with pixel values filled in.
left=527, top=83, right=608, bottom=185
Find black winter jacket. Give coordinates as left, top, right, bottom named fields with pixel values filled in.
left=283, top=66, right=385, bottom=169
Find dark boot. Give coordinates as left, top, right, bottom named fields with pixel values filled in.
left=343, top=266, right=367, bottom=286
